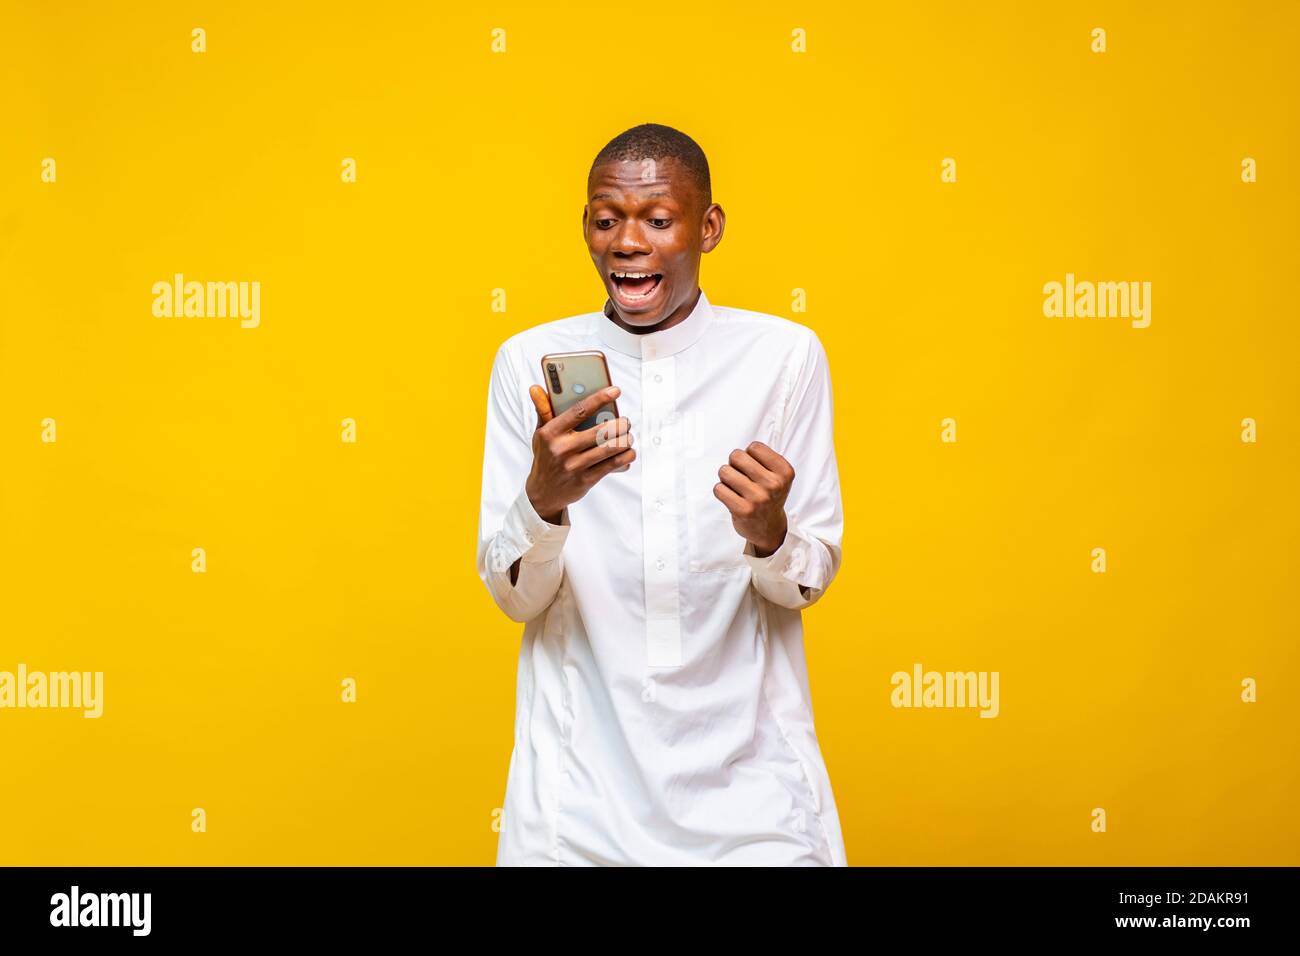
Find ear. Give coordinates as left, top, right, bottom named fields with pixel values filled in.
left=581, top=204, right=589, bottom=235
left=701, top=202, right=726, bottom=254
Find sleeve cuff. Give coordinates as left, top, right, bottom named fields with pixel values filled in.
left=507, top=486, right=570, bottom=565
left=743, top=524, right=816, bottom=596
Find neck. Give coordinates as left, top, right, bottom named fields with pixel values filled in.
left=607, top=286, right=701, bottom=336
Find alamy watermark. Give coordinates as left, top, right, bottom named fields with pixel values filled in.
left=891, top=663, right=1000, bottom=718
left=0, top=664, right=103, bottom=718
left=152, top=273, right=260, bottom=328
left=1043, top=272, right=1151, bottom=328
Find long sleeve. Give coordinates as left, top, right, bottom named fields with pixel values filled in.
left=476, top=344, right=571, bottom=623
left=742, top=329, right=843, bottom=611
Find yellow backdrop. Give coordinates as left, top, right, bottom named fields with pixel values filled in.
left=2, top=0, right=1296, bottom=865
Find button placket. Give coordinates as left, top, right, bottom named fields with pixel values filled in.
left=640, top=352, right=681, bottom=668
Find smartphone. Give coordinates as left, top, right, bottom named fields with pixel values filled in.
left=540, top=350, right=618, bottom=431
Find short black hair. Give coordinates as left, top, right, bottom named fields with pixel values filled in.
left=589, top=123, right=712, bottom=205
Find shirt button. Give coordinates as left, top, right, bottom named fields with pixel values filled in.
left=654, top=373, right=662, bottom=383
left=524, top=531, right=534, bottom=544
left=654, top=498, right=663, bottom=510
left=653, top=435, right=661, bottom=446
left=656, top=558, right=665, bottom=570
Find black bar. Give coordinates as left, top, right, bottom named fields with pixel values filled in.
left=0, top=866, right=1292, bottom=942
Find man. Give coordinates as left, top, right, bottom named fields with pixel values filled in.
left=476, top=124, right=846, bottom=865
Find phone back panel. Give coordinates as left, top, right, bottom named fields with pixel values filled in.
left=540, top=351, right=617, bottom=431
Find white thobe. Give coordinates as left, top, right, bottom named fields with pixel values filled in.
left=477, top=289, right=847, bottom=866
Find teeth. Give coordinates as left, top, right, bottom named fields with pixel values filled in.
left=613, top=272, right=657, bottom=279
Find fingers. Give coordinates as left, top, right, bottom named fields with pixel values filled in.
left=550, top=413, right=631, bottom=457
left=542, top=384, right=622, bottom=437
left=593, top=415, right=631, bottom=446
left=726, top=447, right=787, bottom=488
left=725, top=448, right=768, bottom=484
left=717, top=462, right=763, bottom=500
left=713, top=479, right=749, bottom=514
left=723, top=445, right=790, bottom=496
left=744, top=441, right=795, bottom=482
left=570, top=418, right=634, bottom=470
left=586, top=446, right=636, bottom=480
left=529, top=384, right=554, bottom=428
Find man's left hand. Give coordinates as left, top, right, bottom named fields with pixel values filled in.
left=714, top=441, right=794, bottom=558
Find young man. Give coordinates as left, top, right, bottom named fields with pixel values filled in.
left=476, top=124, right=846, bottom=865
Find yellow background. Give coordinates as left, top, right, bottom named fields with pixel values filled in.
left=2, top=1, right=1296, bottom=865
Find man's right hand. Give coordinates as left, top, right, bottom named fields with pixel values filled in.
left=524, top=383, right=634, bottom=524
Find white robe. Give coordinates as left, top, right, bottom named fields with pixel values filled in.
left=477, top=289, right=847, bottom=865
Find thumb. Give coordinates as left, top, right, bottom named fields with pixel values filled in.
left=529, top=384, right=554, bottom=428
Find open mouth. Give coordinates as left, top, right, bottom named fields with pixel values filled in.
left=610, top=271, right=664, bottom=306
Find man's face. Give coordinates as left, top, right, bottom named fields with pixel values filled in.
left=584, top=157, right=723, bottom=328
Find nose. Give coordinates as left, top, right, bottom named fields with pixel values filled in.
left=611, top=220, right=652, bottom=257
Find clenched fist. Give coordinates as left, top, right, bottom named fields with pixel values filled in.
left=713, top=440, right=794, bottom=558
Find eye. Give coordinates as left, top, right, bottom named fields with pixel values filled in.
left=648, top=218, right=672, bottom=228
left=594, top=218, right=617, bottom=230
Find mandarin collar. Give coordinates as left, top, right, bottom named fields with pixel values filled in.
left=597, top=288, right=715, bottom=360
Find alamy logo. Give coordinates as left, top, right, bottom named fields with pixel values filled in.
left=1043, top=272, right=1151, bottom=328
left=890, top=663, right=1000, bottom=718
left=0, top=664, right=103, bottom=718
left=152, top=273, right=260, bottom=328
left=50, top=886, right=151, bottom=936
